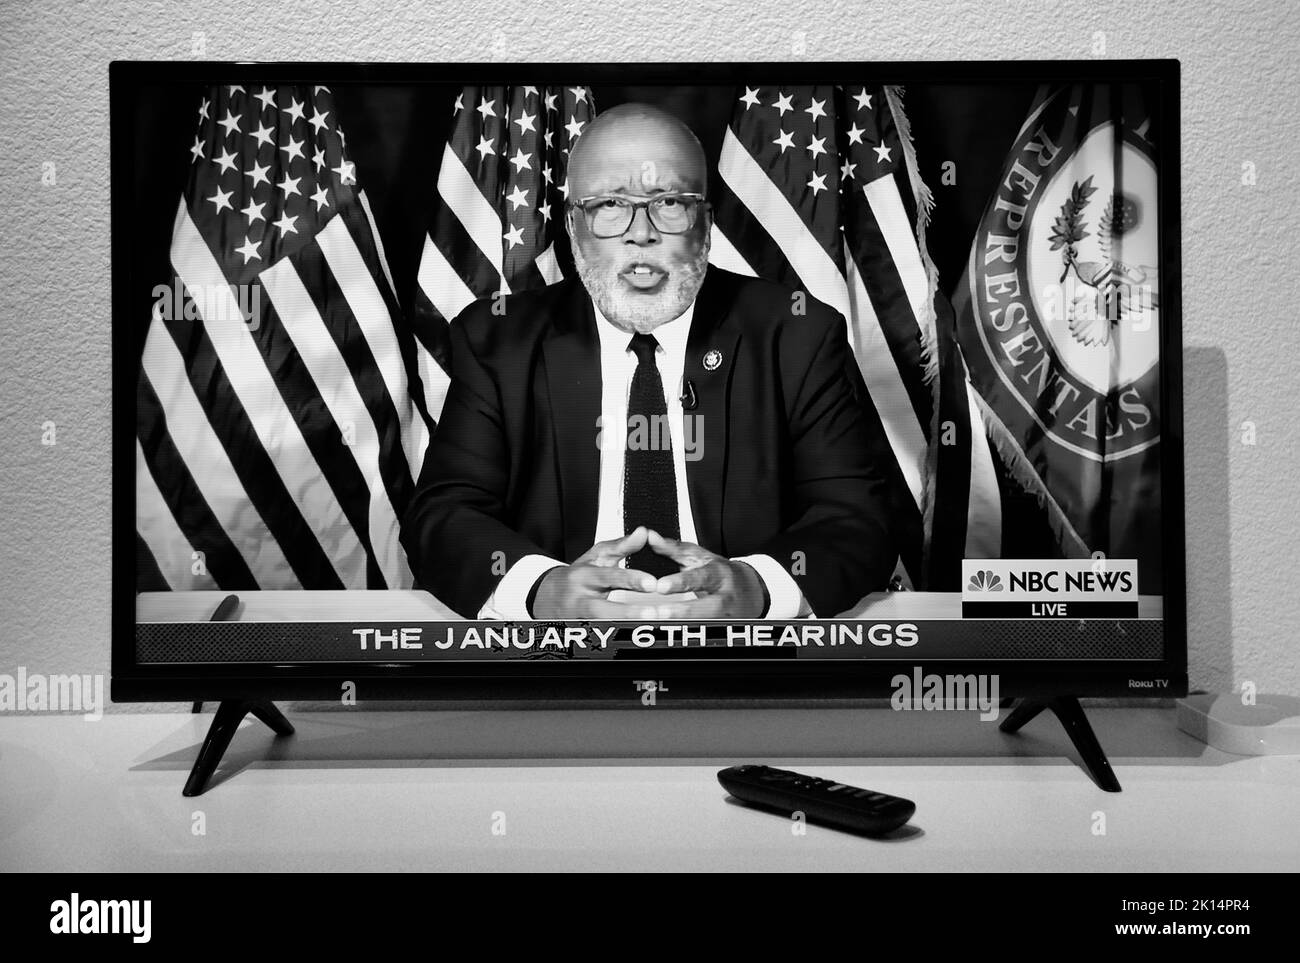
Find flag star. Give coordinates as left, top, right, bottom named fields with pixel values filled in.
left=311, top=184, right=331, bottom=211
left=772, top=128, right=796, bottom=153
left=273, top=211, right=299, bottom=235
left=873, top=143, right=892, bottom=163
left=212, top=147, right=238, bottom=174
left=739, top=86, right=762, bottom=109
left=227, top=85, right=245, bottom=97
left=279, top=172, right=302, bottom=197
left=840, top=158, right=857, bottom=180
left=538, top=203, right=551, bottom=222
left=846, top=122, right=866, bottom=145
left=544, top=128, right=554, bottom=147
left=282, top=135, right=305, bottom=163
left=523, top=85, right=538, bottom=98
left=251, top=122, right=274, bottom=148
left=559, top=180, right=570, bottom=199
left=333, top=159, right=356, bottom=185
left=565, top=115, right=585, bottom=139
left=505, top=183, right=529, bottom=210
left=569, top=86, right=588, bottom=103
left=313, top=146, right=327, bottom=168
left=217, top=112, right=241, bottom=138
left=284, top=98, right=306, bottom=124
left=189, top=135, right=205, bottom=163
left=234, top=235, right=261, bottom=264
left=544, top=91, right=557, bottom=111
left=807, top=172, right=828, bottom=196
left=772, top=91, right=794, bottom=116
left=246, top=159, right=271, bottom=188
left=241, top=198, right=266, bottom=223
left=806, top=133, right=828, bottom=159
left=541, top=164, right=552, bottom=184
left=198, top=98, right=210, bottom=121
left=503, top=223, right=525, bottom=248
left=453, top=92, right=464, bottom=113
left=254, top=87, right=276, bottom=112
left=804, top=97, right=827, bottom=122
left=207, top=185, right=233, bottom=213
left=476, top=98, right=496, bottom=120
left=513, top=109, right=536, bottom=135
left=852, top=88, right=873, bottom=111
left=476, top=134, right=496, bottom=160
left=509, top=147, right=533, bottom=173
left=309, top=111, right=330, bottom=135
left=314, top=85, right=331, bottom=95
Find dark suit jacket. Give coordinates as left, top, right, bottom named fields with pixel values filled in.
left=402, top=266, right=901, bottom=618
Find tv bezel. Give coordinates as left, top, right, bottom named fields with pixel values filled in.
left=111, top=59, right=1186, bottom=704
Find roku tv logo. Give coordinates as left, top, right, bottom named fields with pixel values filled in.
left=961, top=559, right=1139, bottom=619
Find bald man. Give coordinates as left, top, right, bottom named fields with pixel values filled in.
left=402, top=103, right=900, bottom=619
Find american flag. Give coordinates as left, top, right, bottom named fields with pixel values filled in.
left=136, top=84, right=434, bottom=591
left=709, top=84, right=1003, bottom=588
left=413, top=84, right=596, bottom=419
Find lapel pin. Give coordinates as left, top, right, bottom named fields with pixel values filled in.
left=703, top=349, right=723, bottom=371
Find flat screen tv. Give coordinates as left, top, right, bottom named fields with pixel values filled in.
left=112, top=59, right=1184, bottom=794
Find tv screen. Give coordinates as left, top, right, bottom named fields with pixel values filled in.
left=113, top=60, right=1184, bottom=711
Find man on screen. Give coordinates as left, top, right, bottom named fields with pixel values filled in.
left=402, top=103, right=900, bottom=620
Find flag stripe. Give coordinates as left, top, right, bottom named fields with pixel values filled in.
left=261, top=255, right=412, bottom=588
left=437, top=142, right=510, bottom=292
left=316, top=213, right=425, bottom=477
left=863, top=176, right=934, bottom=361
left=843, top=246, right=926, bottom=509
left=964, top=377, right=1002, bottom=557
left=707, top=223, right=758, bottom=277
left=718, top=127, right=850, bottom=319
left=417, top=231, right=479, bottom=327
left=169, top=202, right=369, bottom=588
left=286, top=238, right=417, bottom=569
left=135, top=438, right=219, bottom=592
left=138, top=329, right=295, bottom=588
left=846, top=199, right=936, bottom=435
left=161, top=305, right=348, bottom=589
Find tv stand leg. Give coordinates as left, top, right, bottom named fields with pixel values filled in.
left=183, top=699, right=294, bottom=797
left=999, top=696, right=1121, bottom=793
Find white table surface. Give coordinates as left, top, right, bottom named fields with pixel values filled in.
left=2, top=706, right=1297, bottom=871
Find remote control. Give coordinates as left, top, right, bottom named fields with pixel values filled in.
left=717, top=765, right=916, bottom=836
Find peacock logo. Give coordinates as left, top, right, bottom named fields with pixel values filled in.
left=966, top=570, right=1004, bottom=592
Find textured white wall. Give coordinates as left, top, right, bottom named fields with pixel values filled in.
left=1, top=0, right=1297, bottom=709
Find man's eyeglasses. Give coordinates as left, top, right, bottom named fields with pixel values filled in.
left=568, top=192, right=708, bottom=238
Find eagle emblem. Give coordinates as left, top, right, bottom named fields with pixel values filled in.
left=1048, top=176, right=1159, bottom=347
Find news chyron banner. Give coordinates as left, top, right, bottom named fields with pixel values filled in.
left=962, top=559, right=1138, bottom=619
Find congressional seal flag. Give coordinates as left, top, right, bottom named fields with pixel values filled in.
left=951, top=84, right=1164, bottom=588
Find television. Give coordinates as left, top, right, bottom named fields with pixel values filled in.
left=112, top=59, right=1184, bottom=795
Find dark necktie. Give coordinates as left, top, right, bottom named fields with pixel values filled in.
left=623, top=333, right=680, bottom=578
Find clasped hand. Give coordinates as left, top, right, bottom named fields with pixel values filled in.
left=530, top=526, right=766, bottom=620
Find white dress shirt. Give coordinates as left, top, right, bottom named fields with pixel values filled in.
left=478, top=297, right=810, bottom=620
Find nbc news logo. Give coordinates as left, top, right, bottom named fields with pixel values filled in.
left=961, top=560, right=1139, bottom=619
left=966, top=570, right=1004, bottom=592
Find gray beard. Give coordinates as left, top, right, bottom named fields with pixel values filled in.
left=572, top=238, right=710, bottom=334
